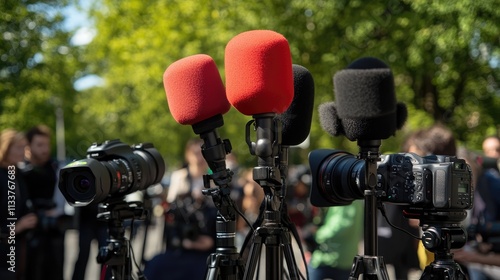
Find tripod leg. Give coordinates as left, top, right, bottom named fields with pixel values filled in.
left=205, top=254, right=220, bottom=280
left=349, top=255, right=364, bottom=280
left=282, top=244, right=300, bottom=279
left=282, top=233, right=300, bottom=280
left=243, top=235, right=264, bottom=280
left=265, top=240, right=283, bottom=280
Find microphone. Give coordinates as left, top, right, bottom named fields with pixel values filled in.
left=163, top=54, right=231, bottom=182
left=164, top=54, right=230, bottom=131
left=225, top=30, right=294, bottom=115
left=225, top=29, right=294, bottom=185
left=163, top=54, right=244, bottom=279
left=277, top=64, right=315, bottom=184
left=319, top=57, right=407, bottom=142
left=278, top=64, right=315, bottom=146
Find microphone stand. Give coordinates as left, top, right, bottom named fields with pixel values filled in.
left=242, top=113, right=302, bottom=280
left=192, top=115, right=245, bottom=280
left=349, top=140, right=390, bottom=280
left=278, top=145, right=309, bottom=279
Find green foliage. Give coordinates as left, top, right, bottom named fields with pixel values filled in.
left=79, top=0, right=500, bottom=166
left=0, top=0, right=83, bottom=157
left=2, top=0, right=499, bottom=168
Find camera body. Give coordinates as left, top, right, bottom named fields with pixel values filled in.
left=376, top=153, right=473, bottom=210
left=59, top=139, right=165, bottom=206
left=309, top=149, right=473, bottom=212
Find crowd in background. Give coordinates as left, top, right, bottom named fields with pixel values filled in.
left=1, top=125, right=66, bottom=280
left=1, top=124, right=500, bottom=280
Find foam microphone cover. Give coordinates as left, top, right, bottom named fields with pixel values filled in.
left=323, top=57, right=407, bottom=141
left=278, top=64, right=315, bottom=146
left=225, top=30, right=294, bottom=115
left=318, top=102, right=343, bottom=137
left=163, top=54, right=230, bottom=125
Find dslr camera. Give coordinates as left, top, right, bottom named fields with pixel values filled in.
left=59, top=139, right=165, bottom=206
left=309, top=149, right=473, bottom=214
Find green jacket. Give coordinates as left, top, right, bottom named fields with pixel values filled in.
left=310, top=200, right=364, bottom=270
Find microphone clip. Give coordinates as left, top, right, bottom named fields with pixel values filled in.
left=245, top=113, right=283, bottom=186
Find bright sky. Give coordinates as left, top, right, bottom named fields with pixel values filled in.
left=62, top=4, right=104, bottom=91
left=62, top=4, right=95, bottom=46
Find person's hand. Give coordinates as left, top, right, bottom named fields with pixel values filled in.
left=453, top=249, right=479, bottom=263
left=453, top=248, right=500, bottom=266
left=15, top=213, right=38, bottom=233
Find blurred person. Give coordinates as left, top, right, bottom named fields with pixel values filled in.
left=482, top=136, right=500, bottom=159
left=237, top=168, right=264, bottom=235
left=308, top=201, right=364, bottom=280
left=21, top=125, right=64, bottom=280
left=286, top=165, right=315, bottom=231
left=458, top=136, right=500, bottom=280
left=0, top=129, right=38, bottom=280
left=420, top=123, right=457, bottom=156
left=145, top=139, right=217, bottom=280
left=285, top=165, right=317, bottom=261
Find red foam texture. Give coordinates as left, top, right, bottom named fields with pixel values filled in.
left=225, top=30, right=294, bottom=115
left=163, top=54, right=230, bottom=125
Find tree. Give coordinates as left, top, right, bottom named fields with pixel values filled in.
left=1, top=0, right=81, bottom=159
left=74, top=0, right=500, bottom=166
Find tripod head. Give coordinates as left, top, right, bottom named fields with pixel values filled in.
left=420, top=223, right=467, bottom=280
left=402, top=209, right=468, bottom=280
left=96, top=199, right=146, bottom=280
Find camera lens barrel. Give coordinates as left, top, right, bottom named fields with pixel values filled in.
left=59, top=140, right=165, bottom=206
left=309, top=149, right=366, bottom=207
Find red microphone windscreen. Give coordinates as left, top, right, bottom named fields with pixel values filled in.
left=163, top=54, right=230, bottom=125
left=225, top=30, right=294, bottom=115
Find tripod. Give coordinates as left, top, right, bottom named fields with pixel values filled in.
left=198, top=113, right=305, bottom=279
left=349, top=140, right=390, bottom=280
left=241, top=114, right=304, bottom=280
left=97, top=199, right=146, bottom=280
left=242, top=176, right=302, bottom=279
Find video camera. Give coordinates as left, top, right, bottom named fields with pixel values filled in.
left=309, top=149, right=473, bottom=214
left=58, top=139, right=165, bottom=206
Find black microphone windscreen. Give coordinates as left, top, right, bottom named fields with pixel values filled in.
left=334, top=57, right=394, bottom=120
left=330, top=57, right=407, bottom=141
left=278, top=64, right=315, bottom=146
left=318, top=102, right=343, bottom=137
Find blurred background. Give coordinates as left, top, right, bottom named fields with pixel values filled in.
left=2, top=1, right=500, bottom=280
left=2, top=0, right=499, bottom=168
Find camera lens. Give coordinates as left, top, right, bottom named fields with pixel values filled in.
left=309, top=149, right=366, bottom=207
left=62, top=167, right=101, bottom=205
left=74, top=175, right=91, bottom=193
left=58, top=140, right=166, bottom=206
